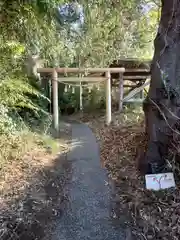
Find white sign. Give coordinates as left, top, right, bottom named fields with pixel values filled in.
left=145, top=172, right=176, bottom=191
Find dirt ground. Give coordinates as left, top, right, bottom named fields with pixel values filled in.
left=0, top=123, right=72, bottom=240
left=69, top=108, right=180, bottom=240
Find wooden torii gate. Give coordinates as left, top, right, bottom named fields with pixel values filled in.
left=37, top=67, right=125, bottom=131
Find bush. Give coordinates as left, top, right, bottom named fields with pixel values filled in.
left=58, top=85, right=106, bottom=114
left=0, top=105, right=20, bottom=135
left=83, top=85, right=106, bottom=111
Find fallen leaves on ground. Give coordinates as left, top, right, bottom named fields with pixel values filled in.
left=0, top=128, right=71, bottom=240
left=76, top=110, right=180, bottom=240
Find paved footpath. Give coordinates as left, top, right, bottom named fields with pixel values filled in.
left=51, top=123, right=126, bottom=240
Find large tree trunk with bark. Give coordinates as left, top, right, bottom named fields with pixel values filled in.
left=141, top=0, right=180, bottom=174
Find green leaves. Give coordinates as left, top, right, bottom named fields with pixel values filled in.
left=0, top=77, right=48, bottom=112
left=0, top=104, right=18, bottom=135
left=55, top=0, right=159, bottom=68
left=1, top=0, right=160, bottom=68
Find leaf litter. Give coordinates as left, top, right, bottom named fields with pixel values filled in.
left=0, top=126, right=72, bottom=240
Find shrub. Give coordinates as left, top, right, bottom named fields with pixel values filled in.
left=0, top=105, right=18, bottom=135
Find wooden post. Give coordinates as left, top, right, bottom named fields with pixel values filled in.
left=52, top=70, right=59, bottom=132
left=119, top=72, right=124, bottom=112
left=105, top=71, right=112, bottom=125
left=140, top=89, right=144, bottom=100
left=79, top=80, right=83, bottom=111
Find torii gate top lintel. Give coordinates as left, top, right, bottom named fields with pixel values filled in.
left=37, top=67, right=125, bottom=74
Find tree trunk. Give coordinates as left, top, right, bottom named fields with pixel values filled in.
left=142, top=0, right=180, bottom=174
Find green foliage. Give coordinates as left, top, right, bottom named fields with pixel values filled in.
left=0, top=38, right=50, bottom=135
left=54, top=0, right=160, bottom=67
left=1, top=0, right=160, bottom=66
left=0, top=105, right=18, bottom=135
left=59, top=86, right=80, bottom=113
left=83, top=86, right=106, bottom=111
left=61, top=91, right=79, bottom=108
left=58, top=84, right=106, bottom=113
left=0, top=77, right=46, bottom=110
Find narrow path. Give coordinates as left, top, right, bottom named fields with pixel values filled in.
left=51, top=123, right=126, bottom=240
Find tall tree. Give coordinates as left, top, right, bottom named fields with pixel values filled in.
left=54, top=0, right=159, bottom=67
left=143, top=0, right=180, bottom=174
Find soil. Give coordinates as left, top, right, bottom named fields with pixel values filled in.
left=0, top=124, right=71, bottom=240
